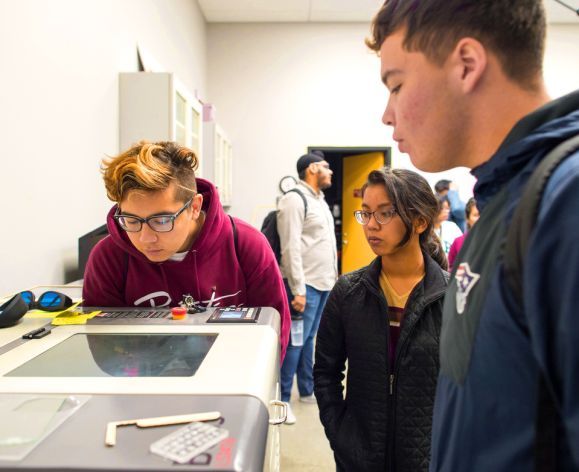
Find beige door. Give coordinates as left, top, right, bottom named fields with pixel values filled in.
left=341, top=152, right=386, bottom=274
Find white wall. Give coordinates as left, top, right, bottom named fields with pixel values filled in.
left=207, top=22, right=579, bottom=224
left=207, top=23, right=389, bottom=226
left=544, top=25, right=579, bottom=99
left=0, top=0, right=207, bottom=295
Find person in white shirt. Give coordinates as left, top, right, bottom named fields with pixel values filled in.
left=434, top=196, right=463, bottom=256
left=276, top=152, right=338, bottom=424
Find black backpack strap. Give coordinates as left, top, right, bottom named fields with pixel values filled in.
left=505, top=134, right=579, bottom=307
left=503, top=133, right=579, bottom=472
left=228, top=214, right=239, bottom=263
left=287, top=187, right=308, bottom=219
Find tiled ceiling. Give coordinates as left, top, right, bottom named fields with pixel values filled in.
left=198, top=0, right=579, bottom=24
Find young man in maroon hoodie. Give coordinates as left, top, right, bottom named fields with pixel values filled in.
left=83, top=140, right=290, bottom=360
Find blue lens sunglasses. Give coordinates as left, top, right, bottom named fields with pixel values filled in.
left=20, top=291, right=73, bottom=312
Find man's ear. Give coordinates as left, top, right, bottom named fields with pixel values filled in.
left=448, top=37, right=487, bottom=94
left=191, top=193, right=203, bottom=218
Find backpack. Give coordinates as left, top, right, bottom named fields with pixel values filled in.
left=503, top=134, right=579, bottom=472
left=261, top=188, right=308, bottom=263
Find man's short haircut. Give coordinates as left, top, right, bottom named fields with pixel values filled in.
left=434, top=179, right=451, bottom=194
left=366, top=0, right=546, bottom=91
left=102, top=141, right=198, bottom=203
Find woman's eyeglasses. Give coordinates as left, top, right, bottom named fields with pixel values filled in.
left=114, top=198, right=193, bottom=233
left=20, top=291, right=73, bottom=312
left=354, top=208, right=397, bottom=225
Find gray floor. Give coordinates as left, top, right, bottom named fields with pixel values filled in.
left=280, top=386, right=335, bottom=471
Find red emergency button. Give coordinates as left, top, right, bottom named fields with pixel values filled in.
left=171, top=307, right=187, bottom=320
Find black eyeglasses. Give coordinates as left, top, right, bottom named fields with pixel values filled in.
left=114, top=198, right=193, bottom=233
left=20, top=291, right=73, bottom=312
left=354, top=208, right=397, bottom=225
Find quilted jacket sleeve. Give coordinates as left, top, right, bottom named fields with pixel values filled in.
left=314, top=276, right=348, bottom=447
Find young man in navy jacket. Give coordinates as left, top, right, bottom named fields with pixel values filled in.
left=367, top=0, right=579, bottom=469
left=83, top=141, right=290, bottom=360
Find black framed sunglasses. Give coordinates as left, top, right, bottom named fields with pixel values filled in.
left=114, top=197, right=193, bottom=233
left=354, top=208, right=397, bottom=225
left=20, top=290, right=74, bottom=312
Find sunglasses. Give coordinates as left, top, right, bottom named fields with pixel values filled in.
left=20, top=290, right=73, bottom=312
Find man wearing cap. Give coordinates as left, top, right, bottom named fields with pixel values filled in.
left=277, top=152, right=338, bottom=424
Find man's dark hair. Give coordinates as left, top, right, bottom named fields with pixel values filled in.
left=434, top=179, right=451, bottom=194
left=366, top=0, right=546, bottom=91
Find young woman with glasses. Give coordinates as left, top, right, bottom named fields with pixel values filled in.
left=314, top=167, right=448, bottom=472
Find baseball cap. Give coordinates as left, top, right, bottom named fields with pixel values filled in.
left=296, top=153, right=324, bottom=174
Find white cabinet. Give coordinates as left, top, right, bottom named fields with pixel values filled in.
left=203, top=105, right=233, bottom=206
left=119, top=72, right=203, bottom=176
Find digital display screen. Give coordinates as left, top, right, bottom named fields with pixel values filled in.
left=6, top=333, right=217, bottom=378
left=219, top=311, right=245, bottom=319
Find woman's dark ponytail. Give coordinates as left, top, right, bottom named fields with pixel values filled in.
left=421, top=227, right=448, bottom=271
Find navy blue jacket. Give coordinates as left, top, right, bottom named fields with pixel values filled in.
left=430, top=90, right=579, bottom=471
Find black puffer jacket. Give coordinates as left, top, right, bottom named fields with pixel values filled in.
left=314, top=254, right=448, bottom=472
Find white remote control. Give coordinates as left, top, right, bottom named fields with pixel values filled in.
left=150, top=421, right=228, bottom=464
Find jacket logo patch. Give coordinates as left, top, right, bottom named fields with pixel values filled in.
left=455, top=262, right=480, bottom=314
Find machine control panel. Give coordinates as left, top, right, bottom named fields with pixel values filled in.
left=206, top=307, right=260, bottom=323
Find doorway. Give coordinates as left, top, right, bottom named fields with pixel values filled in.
left=308, top=147, right=391, bottom=274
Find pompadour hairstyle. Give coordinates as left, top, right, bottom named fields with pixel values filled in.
left=102, top=141, right=198, bottom=203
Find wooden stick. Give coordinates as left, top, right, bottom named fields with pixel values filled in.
left=105, top=411, right=221, bottom=447
left=136, top=411, right=221, bottom=428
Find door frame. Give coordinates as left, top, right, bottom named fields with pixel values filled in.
left=307, top=146, right=392, bottom=273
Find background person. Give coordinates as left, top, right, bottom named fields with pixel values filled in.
left=433, top=196, right=462, bottom=256
left=314, top=168, right=448, bottom=472
left=447, top=198, right=479, bottom=271
left=367, top=0, right=579, bottom=469
left=434, top=179, right=467, bottom=231
left=277, top=152, right=338, bottom=424
left=83, top=141, right=291, bottom=360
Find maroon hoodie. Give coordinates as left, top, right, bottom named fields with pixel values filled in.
left=83, top=178, right=290, bottom=360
